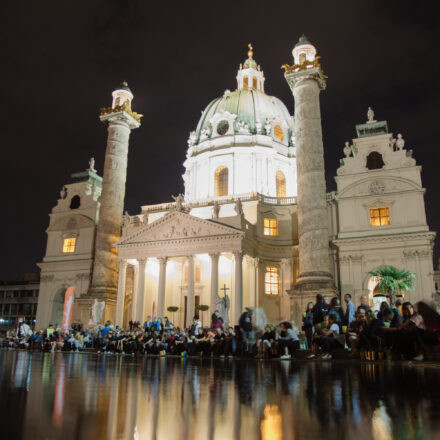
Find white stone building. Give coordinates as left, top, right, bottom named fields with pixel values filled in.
left=35, top=40, right=437, bottom=329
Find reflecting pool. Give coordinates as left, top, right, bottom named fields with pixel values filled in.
left=1, top=350, right=440, bottom=439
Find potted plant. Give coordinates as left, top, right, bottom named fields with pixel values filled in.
left=195, top=304, right=210, bottom=326
left=167, top=306, right=179, bottom=324
left=368, top=266, right=415, bottom=306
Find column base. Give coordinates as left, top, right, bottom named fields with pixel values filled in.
left=78, top=288, right=117, bottom=327
left=288, top=271, right=337, bottom=328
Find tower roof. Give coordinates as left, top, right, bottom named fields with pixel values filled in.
left=295, top=34, right=312, bottom=47
left=114, top=81, right=132, bottom=93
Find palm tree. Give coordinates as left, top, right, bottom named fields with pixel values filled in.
left=368, top=266, right=415, bottom=306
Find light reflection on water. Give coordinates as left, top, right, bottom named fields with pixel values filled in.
left=1, top=350, right=440, bottom=440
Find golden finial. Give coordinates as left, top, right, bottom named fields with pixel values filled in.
left=248, top=43, right=253, bottom=58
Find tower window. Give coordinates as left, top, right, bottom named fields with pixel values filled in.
left=274, top=125, right=284, bottom=142
left=299, top=52, right=307, bottom=64
left=62, top=237, right=76, bottom=253
left=366, top=151, right=385, bottom=170
left=243, top=76, right=249, bottom=90
left=217, top=120, right=229, bottom=136
left=70, top=195, right=81, bottom=210
left=215, top=166, right=228, bottom=197
left=252, top=77, right=258, bottom=89
left=265, top=266, right=280, bottom=295
left=276, top=170, right=286, bottom=197
left=264, top=218, right=278, bottom=236
left=370, top=207, right=390, bottom=226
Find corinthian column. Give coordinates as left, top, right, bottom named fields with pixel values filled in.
left=283, top=36, right=335, bottom=297
left=115, top=260, right=127, bottom=327
left=88, top=83, right=141, bottom=323
left=234, top=251, right=243, bottom=324
left=157, top=257, right=167, bottom=318
left=209, top=253, right=219, bottom=313
left=186, top=256, right=195, bottom=328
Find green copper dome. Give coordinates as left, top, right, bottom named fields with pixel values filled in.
left=295, top=34, right=312, bottom=47
left=195, top=89, right=293, bottom=142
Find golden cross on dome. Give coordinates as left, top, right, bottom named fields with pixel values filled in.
left=248, top=43, right=253, bottom=58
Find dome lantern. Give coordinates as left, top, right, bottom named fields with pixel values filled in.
left=236, top=44, right=265, bottom=92
left=111, top=81, right=134, bottom=109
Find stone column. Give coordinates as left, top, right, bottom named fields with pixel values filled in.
left=87, top=91, right=140, bottom=323
left=234, top=251, right=243, bottom=324
left=284, top=41, right=335, bottom=298
left=157, top=257, right=167, bottom=318
left=115, top=260, right=127, bottom=327
left=186, top=256, right=195, bottom=328
left=135, top=258, right=147, bottom=323
left=209, top=253, right=220, bottom=313
left=281, top=259, right=292, bottom=321
left=131, top=264, right=139, bottom=320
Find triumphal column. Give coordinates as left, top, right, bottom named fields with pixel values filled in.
left=283, top=36, right=335, bottom=322
left=83, top=82, right=142, bottom=324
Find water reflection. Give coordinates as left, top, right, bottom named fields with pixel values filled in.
left=1, top=351, right=440, bottom=439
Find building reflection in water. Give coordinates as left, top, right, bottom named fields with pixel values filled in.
left=0, top=351, right=439, bottom=439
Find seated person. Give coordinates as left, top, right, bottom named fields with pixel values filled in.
left=276, top=321, right=299, bottom=360
left=313, top=313, right=344, bottom=360
left=256, top=324, right=276, bottom=359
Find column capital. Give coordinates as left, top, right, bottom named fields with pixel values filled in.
left=209, top=252, right=220, bottom=259
left=137, top=258, right=148, bottom=267
left=233, top=251, right=243, bottom=259
left=157, top=257, right=168, bottom=264
left=186, top=255, right=194, bottom=262
left=118, top=259, right=128, bottom=267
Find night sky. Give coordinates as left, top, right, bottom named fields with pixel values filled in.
left=1, top=0, right=439, bottom=279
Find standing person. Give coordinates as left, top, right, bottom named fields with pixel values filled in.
left=238, top=307, right=253, bottom=354
left=302, top=302, right=314, bottom=349
left=311, top=294, right=329, bottom=325
left=191, top=315, right=202, bottom=336
left=344, top=294, right=355, bottom=325
left=143, top=316, right=152, bottom=332
left=357, top=295, right=371, bottom=313
left=329, top=297, right=344, bottom=323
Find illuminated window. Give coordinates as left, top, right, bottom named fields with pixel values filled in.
left=265, top=266, right=280, bottom=295
left=370, top=208, right=390, bottom=226
left=243, top=76, right=249, bottom=90
left=62, top=237, right=76, bottom=253
left=276, top=171, right=286, bottom=197
left=274, top=125, right=284, bottom=141
left=215, top=166, right=228, bottom=196
left=252, top=77, right=257, bottom=89
left=299, top=52, right=307, bottom=64
left=264, top=218, right=278, bottom=236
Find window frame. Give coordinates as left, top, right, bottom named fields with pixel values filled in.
left=264, top=218, right=279, bottom=236
left=369, top=207, right=390, bottom=226
left=264, top=266, right=280, bottom=295
left=62, top=237, right=77, bottom=253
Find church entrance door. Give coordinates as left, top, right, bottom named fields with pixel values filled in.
left=184, top=295, right=200, bottom=328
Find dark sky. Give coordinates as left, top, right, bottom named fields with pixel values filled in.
left=1, top=0, right=439, bottom=279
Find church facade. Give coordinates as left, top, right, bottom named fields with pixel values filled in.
left=35, top=38, right=437, bottom=330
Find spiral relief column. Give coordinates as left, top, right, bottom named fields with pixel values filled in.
left=283, top=36, right=335, bottom=323
left=87, top=82, right=142, bottom=323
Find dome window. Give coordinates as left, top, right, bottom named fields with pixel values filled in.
left=217, top=120, right=229, bottom=136
left=215, top=166, right=228, bottom=197
left=252, top=77, right=258, bottom=89
left=276, top=171, right=286, bottom=197
left=274, top=125, right=284, bottom=142
left=243, top=76, right=249, bottom=90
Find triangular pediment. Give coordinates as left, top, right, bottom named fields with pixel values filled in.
left=116, top=210, right=243, bottom=247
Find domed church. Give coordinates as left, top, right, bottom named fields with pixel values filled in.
left=35, top=38, right=436, bottom=330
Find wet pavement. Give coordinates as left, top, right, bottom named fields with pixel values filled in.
left=1, top=350, right=440, bottom=439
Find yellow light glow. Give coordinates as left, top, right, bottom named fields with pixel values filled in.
left=261, top=404, right=282, bottom=440
left=276, top=170, right=286, bottom=197
left=370, top=207, right=390, bottom=226
left=264, top=218, right=278, bottom=236
left=62, top=238, right=76, bottom=253
left=265, top=266, right=280, bottom=295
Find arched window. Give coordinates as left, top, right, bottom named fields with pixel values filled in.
left=276, top=170, right=286, bottom=197
left=299, top=52, right=306, bottom=64
left=243, top=76, right=249, bottom=90
left=215, top=166, right=228, bottom=196
left=366, top=151, right=385, bottom=170
left=252, top=77, right=258, bottom=89
left=69, top=195, right=81, bottom=209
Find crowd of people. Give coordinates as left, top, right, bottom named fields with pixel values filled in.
left=1, top=294, right=439, bottom=362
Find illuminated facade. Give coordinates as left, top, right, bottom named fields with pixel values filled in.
left=35, top=37, right=436, bottom=330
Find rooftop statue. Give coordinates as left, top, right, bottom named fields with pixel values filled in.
left=396, top=133, right=405, bottom=150
left=367, top=107, right=376, bottom=123
left=172, top=194, right=184, bottom=212
left=88, top=157, right=97, bottom=172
